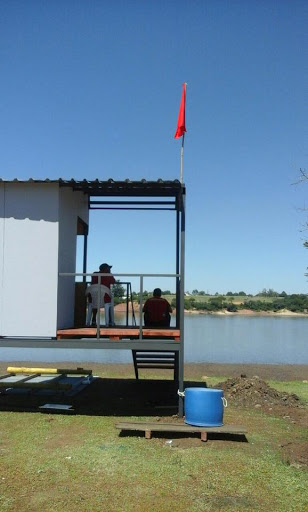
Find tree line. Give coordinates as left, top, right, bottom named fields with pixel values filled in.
left=174, top=294, right=308, bottom=313
left=186, top=288, right=288, bottom=298
left=113, top=284, right=308, bottom=313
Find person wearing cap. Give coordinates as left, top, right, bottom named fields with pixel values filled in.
left=143, top=288, right=172, bottom=327
left=91, top=263, right=116, bottom=326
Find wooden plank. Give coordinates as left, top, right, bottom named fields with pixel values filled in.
left=115, top=421, right=247, bottom=435
left=7, top=366, right=92, bottom=376
left=142, top=329, right=180, bottom=339
left=57, top=327, right=181, bottom=341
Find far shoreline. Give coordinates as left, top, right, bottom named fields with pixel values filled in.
left=183, top=308, right=308, bottom=317
left=114, top=303, right=308, bottom=317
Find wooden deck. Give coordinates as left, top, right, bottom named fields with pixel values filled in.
left=57, top=327, right=181, bottom=341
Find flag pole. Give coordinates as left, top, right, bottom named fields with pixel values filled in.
left=180, top=132, right=185, bottom=183
left=180, top=82, right=187, bottom=183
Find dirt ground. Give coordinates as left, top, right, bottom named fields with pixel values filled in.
left=178, top=362, right=308, bottom=381
left=0, top=362, right=307, bottom=468
left=1, top=361, right=307, bottom=381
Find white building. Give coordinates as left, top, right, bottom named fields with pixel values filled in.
left=0, top=178, right=186, bottom=414
left=0, top=179, right=88, bottom=338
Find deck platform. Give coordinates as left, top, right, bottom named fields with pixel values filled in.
left=57, top=327, right=180, bottom=341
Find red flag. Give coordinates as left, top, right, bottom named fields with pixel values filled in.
left=174, top=83, right=186, bottom=138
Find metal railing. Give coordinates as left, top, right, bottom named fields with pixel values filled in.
left=59, top=272, right=180, bottom=340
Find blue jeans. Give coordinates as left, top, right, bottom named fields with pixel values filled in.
left=104, top=301, right=115, bottom=326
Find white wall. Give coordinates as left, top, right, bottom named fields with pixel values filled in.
left=0, top=183, right=59, bottom=337
left=57, top=188, right=88, bottom=328
left=0, top=184, right=4, bottom=335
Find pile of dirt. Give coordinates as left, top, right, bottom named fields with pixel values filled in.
left=215, top=375, right=301, bottom=409
left=280, top=441, right=308, bottom=469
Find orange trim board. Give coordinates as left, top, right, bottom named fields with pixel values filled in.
left=57, top=327, right=181, bottom=341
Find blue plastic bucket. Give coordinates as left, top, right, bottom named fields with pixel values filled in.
left=184, top=388, right=227, bottom=427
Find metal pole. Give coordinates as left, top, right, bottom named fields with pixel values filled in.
left=180, top=82, right=187, bottom=184
left=139, top=276, right=143, bottom=339
left=176, top=207, right=180, bottom=328
left=180, top=132, right=185, bottom=184
left=83, top=231, right=88, bottom=283
left=97, top=274, right=101, bottom=339
left=130, top=283, right=136, bottom=326
left=178, top=191, right=186, bottom=417
left=126, top=283, right=129, bottom=327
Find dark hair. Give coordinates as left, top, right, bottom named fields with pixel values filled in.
left=99, top=263, right=111, bottom=272
left=153, top=288, right=162, bottom=297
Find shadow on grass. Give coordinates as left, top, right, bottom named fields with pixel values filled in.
left=118, top=430, right=248, bottom=443
left=0, top=378, right=205, bottom=417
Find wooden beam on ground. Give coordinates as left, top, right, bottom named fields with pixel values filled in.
left=7, top=367, right=92, bottom=375
left=115, top=421, right=247, bottom=442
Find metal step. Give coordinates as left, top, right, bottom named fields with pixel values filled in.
left=132, top=350, right=179, bottom=380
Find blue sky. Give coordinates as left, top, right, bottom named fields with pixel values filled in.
left=1, top=0, right=307, bottom=294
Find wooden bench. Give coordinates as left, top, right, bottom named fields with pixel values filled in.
left=115, top=421, right=247, bottom=442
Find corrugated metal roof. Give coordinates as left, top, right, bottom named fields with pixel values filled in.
left=0, top=178, right=60, bottom=183
left=0, top=178, right=185, bottom=197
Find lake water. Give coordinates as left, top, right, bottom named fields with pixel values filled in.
left=1, top=314, right=308, bottom=365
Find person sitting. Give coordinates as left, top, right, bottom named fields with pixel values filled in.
left=143, top=288, right=172, bottom=327
left=91, top=263, right=116, bottom=326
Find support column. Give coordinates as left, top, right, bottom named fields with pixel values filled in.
left=178, top=190, right=185, bottom=417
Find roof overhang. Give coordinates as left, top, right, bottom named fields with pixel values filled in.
left=1, top=178, right=185, bottom=211
left=1, top=178, right=185, bottom=198
left=58, top=178, right=185, bottom=198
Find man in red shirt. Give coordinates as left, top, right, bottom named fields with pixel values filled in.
left=143, top=288, right=172, bottom=327
left=91, top=263, right=115, bottom=326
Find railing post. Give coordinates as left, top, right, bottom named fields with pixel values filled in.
left=97, top=274, right=101, bottom=339
left=139, top=276, right=143, bottom=339
left=126, top=283, right=129, bottom=326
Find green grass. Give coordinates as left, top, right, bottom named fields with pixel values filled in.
left=269, top=380, right=308, bottom=405
left=0, top=376, right=307, bottom=512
